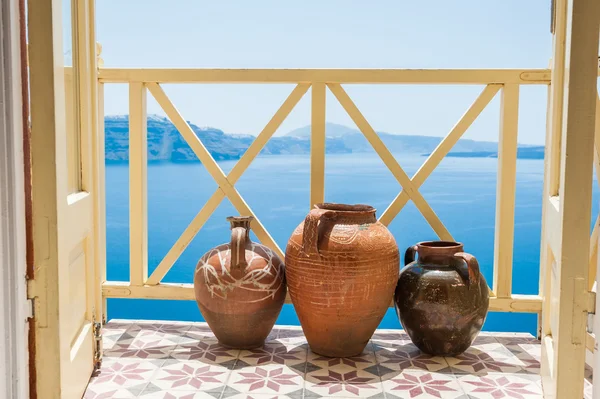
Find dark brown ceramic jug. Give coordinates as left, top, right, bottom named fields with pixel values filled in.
left=394, top=241, right=489, bottom=356
left=286, top=203, right=399, bottom=357
left=194, top=216, right=286, bottom=349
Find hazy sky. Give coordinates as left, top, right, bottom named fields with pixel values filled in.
left=89, top=1, right=552, bottom=144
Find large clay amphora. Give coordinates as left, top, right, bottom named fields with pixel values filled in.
left=286, top=203, right=399, bottom=357
left=394, top=241, right=489, bottom=356
left=194, top=216, right=286, bottom=349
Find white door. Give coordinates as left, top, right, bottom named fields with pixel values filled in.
left=539, top=0, right=600, bottom=398
left=27, top=0, right=102, bottom=397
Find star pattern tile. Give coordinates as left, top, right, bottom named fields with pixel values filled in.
left=305, top=368, right=383, bottom=397
left=382, top=370, right=464, bottom=398
left=84, top=320, right=585, bottom=399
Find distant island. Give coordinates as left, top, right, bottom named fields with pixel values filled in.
left=104, top=115, right=544, bottom=163
left=423, top=146, right=545, bottom=160
left=104, top=115, right=351, bottom=164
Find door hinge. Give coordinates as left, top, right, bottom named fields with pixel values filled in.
left=25, top=298, right=34, bottom=320
left=25, top=276, right=36, bottom=320
left=26, top=276, right=36, bottom=299
left=93, top=319, right=103, bottom=371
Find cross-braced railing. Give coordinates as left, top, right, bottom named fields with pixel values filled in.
left=98, top=68, right=557, bottom=316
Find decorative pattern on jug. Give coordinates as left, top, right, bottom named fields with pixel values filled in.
left=196, top=243, right=284, bottom=304
left=323, top=224, right=360, bottom=245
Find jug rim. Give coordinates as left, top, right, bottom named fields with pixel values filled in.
left=226, top=216, right=255, bottom=222
left=417, top=240, right=464, bottom=250
left=314, top=203, right=376, bottom=214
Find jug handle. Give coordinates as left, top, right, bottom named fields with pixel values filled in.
left=230, top=226, right=248, bottom=272
left=302, top=209, right=335, bottom=257
left=454, top=252, right=480, bottom=288
left=404, top=245, right=418, bottom=266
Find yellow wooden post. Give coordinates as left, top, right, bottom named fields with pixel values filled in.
left=538, top=80, right=554, bottom=340
left=539, top=0, right=568, bottom=342
left=64, top=68, right=80, bottom=193
left=310, top=82, right=326, bottom=208
left=28, top=0, right=102, bottom=395
left=96, top=81, right=107, bottom=322
left=492, top=84, right=519, bottom=298
left=594, top=228, right=600, bottom=395
left=75, top=0, right=103, bottom=330
left=589, top=94, right=600, bottom=290
left=129, top=82, right=148, bottom=286
left=95, top=40, right=106, bottom=322
left=539, top=0, right=600, bottom=397
left=27, top=0, right=67, bottom=393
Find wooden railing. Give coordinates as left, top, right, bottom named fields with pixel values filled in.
left=99, top=68, right=555, bottom=314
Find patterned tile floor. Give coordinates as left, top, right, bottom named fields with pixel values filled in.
left=84, top=320, right=593, bottom=399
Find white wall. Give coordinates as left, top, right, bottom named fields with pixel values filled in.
left=0, top=0, right=30, bottom=397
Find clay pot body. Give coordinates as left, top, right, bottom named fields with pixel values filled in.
left=395, top=241, right=489, bottom=356
left=286, top=203, right=399, bottom=357
left=194, top=216, right=286, bottom=349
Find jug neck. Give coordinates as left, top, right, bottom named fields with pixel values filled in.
left=227, top=216, right=253, bottom=273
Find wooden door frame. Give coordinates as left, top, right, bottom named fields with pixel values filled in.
left=0, top=0, right=29, bottom=398
left=26, top=0, right=103, bottom=395
left=539, top=0, right=600, bottom=397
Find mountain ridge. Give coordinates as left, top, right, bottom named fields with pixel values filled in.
left=104, top=115, right=543, bottom=163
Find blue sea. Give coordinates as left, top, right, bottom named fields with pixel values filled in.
left=106, top=153, right=600, bottom=336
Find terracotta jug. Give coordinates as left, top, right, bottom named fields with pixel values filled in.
left=194, top=216, right=286, bottom=349
left=286, top=203, right=399, bottom=357
left=394, top=241, right=489, bottom=356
